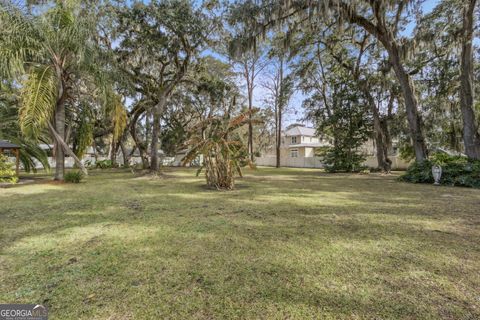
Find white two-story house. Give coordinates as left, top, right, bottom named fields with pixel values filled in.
left=255, top=124, right=410, bottom=169
left=255, top=125, right=331, bottom=168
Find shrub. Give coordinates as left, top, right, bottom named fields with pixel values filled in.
left=64, top=171, right=83, bottom=183
left=95, top=159, right=113, bottom=169
left=84, top=160, right=94, bottom=168
left=399, top=153, right=480, bottom=188
left=317, top=146, right=366, bottom=173
left=183, top=110, right=255, bottom=190
left=398, top=159, right=434, bottom=184
left=0, top=154, right=18, bottom=184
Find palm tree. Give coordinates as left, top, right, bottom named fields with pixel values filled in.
left=182, top=110, right=256, bottom=190
left=0, top=1, right=108, bottom=180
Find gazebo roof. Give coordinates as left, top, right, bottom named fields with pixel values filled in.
left=0, top=140, right=20, bottom=149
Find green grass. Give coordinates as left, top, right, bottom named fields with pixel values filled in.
left=1, top=167, right=479, bottom=319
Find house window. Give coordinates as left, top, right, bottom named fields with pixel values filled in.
left=291, top=136, right=297, bottom=144
left=291, top=149, right=299, bottom=158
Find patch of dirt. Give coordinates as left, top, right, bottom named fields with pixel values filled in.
left=40, top=180, right=65, bottom=185
left=132, top=170, right=176, bottom=180
left=84, top=235, right=101, bottom=247
left=124, top=199, right=143, bottom=212
left=67, top=257, right=78, bottom=265
left=0, top=179, right=36, bottom=188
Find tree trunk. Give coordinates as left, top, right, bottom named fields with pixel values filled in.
left=93, top=140, right=98, bottom=161
left=373, top=110, right=388, bottom=171
left=276, top=109, right=282, bottom=168
left=150, top=101, right=164, bottom=172
left=460, top=0, right=480, bottom=159
left=368, top=92, right=390, bottom=172
left=54, top=90, right=66, bottom=180
left=275, top=60, right=284, bottom=168
left=120, top=141, right=129, bottom=166
left=130, top=126, right=149, bottom=169
left=449, top=102, right=460, bottom=152
left=129, top=107, right=149, bottom=169
left=248, top=82, right=254, bottom=161
left=362, top=86, right=389, bottom=171
left=388, top=49, right=428, bottom=162
left=343, top=5, right=428, bottom=162
left=145, top=110, right=152, bottom=147
left=48, top=122, right=88, bottom=175
left=110, top=139, right=118, bottom=166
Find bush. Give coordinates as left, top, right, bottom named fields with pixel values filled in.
left=318, top=146, right=366, bottom=173
left=399, top=153, right=480, bottom=188
left=95, top=159, right=113, bottom=169
left=64, top=171, right=83, bottom=183
left=84, top=160, right=94, bottom=168
left=0, top=154, right=18, bottom=184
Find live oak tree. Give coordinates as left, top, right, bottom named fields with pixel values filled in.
left=114, top=0, right=212, bottom=172
left=231, top=0, right=431, bottom=162
left=414, top=0, right=480, bottom=158
left=459, top=0, right=480, bottom=159
left=297, top=25, right=395, bottom=172
left=160, top=56, right=240, bottom=156
left=414, top=0, right=463, bottom=153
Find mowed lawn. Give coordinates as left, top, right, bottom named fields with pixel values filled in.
left=1, top=168, right=479, bottom=319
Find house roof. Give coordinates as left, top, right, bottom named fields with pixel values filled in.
left=0, top=140, right=19, bottom=149
left=285, top=126, right=317, bottom=137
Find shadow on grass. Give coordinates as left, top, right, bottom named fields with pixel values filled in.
left=1, top=168, right=479, bottom=318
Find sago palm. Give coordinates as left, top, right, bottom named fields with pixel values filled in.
left=182, top=110, right=256, bottom=190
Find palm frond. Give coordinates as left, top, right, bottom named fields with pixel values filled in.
left=19, top=65, right=58, bottom=139
left=75, top=111, right=94, bottom=158
left=0, top=2, right=41, bottom=77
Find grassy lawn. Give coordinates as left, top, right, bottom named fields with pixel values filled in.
left=1, top=168, right=479, bottom=319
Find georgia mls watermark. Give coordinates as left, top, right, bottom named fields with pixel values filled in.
left=0, top=304, right=48, bottom=320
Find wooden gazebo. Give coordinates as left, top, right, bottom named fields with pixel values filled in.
left=0, top=140, right=20, bottom=175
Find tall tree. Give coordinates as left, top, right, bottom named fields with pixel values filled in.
left=227, top=1, right=269, bottom=161
left=297, top=40, right=371, bottom=172
left=234, top=50, right=267, bottom=161
left=114, top=0, right=211, bottom=172
left=305, top=27, right=394, bottom=172
left=262, top=53, right=293, bottom=168
left=232, top=0, right=429, bottom=161
left=459, top=0, right=480, bottom=159
left=0, top=1, right=109, bottom=179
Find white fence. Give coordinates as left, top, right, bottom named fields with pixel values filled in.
left=256, top=155, right=411, bottom=170
left=362, top=156, right=411, bottom=170
left=25, top=155, right=175, bottom=170
left=17, top=154, right=411, bottom=171
left=255, top=156, right=325, bottom=168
